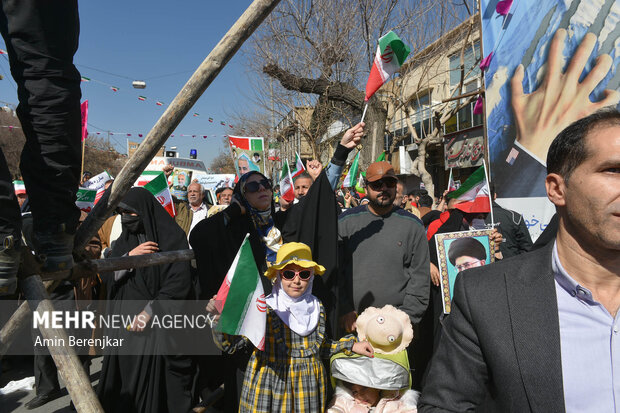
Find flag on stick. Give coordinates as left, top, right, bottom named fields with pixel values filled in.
left=215, top=234, right=266, bottom=350
left=364, top=31, right=410, bottom=101
left=291, top=152, right=306, bottom=178
left=135, top=171, right=176, bottom=217
left=446, top=165, right=491, bottom=214
left=80, top=100, right=88, bottom=142
left=342, top=151, right=361, bottom=188
left=279, top=160, right=295, bottom=202
left=447, top=168, right=457, bottom=191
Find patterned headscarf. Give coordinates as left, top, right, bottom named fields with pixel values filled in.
left=233, top=171, right=282, bottom=264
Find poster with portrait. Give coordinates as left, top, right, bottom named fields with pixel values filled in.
left=435, top=229, right=496, bottom=314
left=228, top=136, right=265, bottom=178
left=481, top=0, right=619, bottom=241
left=171, top=168, right=192, bottom=201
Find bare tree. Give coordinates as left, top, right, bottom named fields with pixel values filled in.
left=243, top=0, right=470, bottom=174
left=380, top=14, right=481, bottom=198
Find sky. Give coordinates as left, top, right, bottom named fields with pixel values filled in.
left=0, top=1, right=261, bottom=167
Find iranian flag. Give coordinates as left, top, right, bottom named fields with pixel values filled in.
left=447, top=168, right=457, bottom=191
left=447, top=165, right=491, bottom=213
left=12, top=180, right=26, bottom=195
left=342, top=151, right=360, bottom=188
left=76, top=188, right=97, bottom=213
left=365, top=31, right=410, bottom=101
left=134, top=171, right=176, bottom=217
left=291, top=152, right=305, bottom=178
left=80, top=76, right=90, bottom=82
left=228, top=136, right=264, bottom=151
left=138, top=96, right=146, bottom=101
left=279, top=160, right=295, bottom=202
left=110, top=86, right=119, bottom=92
left=215, top=234, right=266, bottom=350
left=156, top=101, right=164, bottom=106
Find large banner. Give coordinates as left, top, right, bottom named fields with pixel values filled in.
left=482, top=0, right=619, bottom=240
left=228, top=136, right=265, bottom=177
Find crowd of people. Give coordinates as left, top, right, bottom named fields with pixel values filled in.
left=0, top=4, right=617, bottom=411
left=1, top=108, right=618, bottom=413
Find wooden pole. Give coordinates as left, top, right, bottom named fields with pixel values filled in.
left=22, top=275, right=104, bottom=413
left=80, top=138, right=86, bottom=179
left=73, top=0, right=282, bottom=253
left=2, top=4, right=282, bottom=410
left=1, top=250, right=194, bottom=358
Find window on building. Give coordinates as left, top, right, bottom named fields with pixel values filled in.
left=449, top=41, right=481, bottom=94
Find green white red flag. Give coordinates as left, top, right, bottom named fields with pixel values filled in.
left=365, top=31, right=411, bottom=101
left=292, top=152, right=305, bottom=178
left=279, top=160, right=295, bottom=202
left=448, top=168, right=457, bottom=191
left=215, top=234, right=266, bottom=350
left=447, top=165, right=491, bottom=214
left=342, top=151, right=360, bottom=188
left=76, top=188, right=97, bottom=213
left=134, top=171, right=176, bottom=217
left=12, top=180, right=25, bottom=195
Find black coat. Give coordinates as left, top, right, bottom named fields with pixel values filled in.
left=97, top=187, right=194, bottom=413
left=419, top=243, right=564, bottom=412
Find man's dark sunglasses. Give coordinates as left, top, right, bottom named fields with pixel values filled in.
left=244, top=178, right=272, bottom=193
left=367, top=178, right=397, bottom=191
left=281, top=269, right=312, bottom=280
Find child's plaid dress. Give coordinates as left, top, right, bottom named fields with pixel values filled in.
left=217, top=302, right=356, bottom=412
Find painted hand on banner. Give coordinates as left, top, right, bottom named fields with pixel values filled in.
left=306, top=160, right=323, bottom=181
left=341, top=122, right=365, bottom=149
left=511, top=29, right=619, bottom=164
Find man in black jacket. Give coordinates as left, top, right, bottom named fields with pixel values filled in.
left=420, top=108, right=620, bottom=412
left=485, top=184, right=533, bottom=258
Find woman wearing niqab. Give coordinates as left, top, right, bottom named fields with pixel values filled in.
left=97, top=187, right=194, bottom=413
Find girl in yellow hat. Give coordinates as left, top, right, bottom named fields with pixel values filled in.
left=208, top=242, right=373, bottom=412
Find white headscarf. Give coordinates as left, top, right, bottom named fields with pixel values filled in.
left=265, top=274, right=320, bottom=337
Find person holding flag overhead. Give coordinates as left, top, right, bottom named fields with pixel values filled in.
left=207, top=242, right=374, bottom=413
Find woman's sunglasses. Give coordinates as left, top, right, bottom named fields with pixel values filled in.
left=281, top=269, right=313, bottom=280
left=244, top=178, right=272, bottom=194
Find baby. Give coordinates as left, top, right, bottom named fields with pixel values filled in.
left=327, top=305, right=419, bottom=413
left=328, top=380, right=418, bottom=412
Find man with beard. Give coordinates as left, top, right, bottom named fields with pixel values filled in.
left=338, top=161, right=430, bottom=332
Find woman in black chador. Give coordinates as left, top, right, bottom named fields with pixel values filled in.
left=97, top=187, right=194, bottom=412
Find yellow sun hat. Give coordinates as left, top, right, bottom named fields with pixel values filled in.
left=264, top=242, right=326, bottom=279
